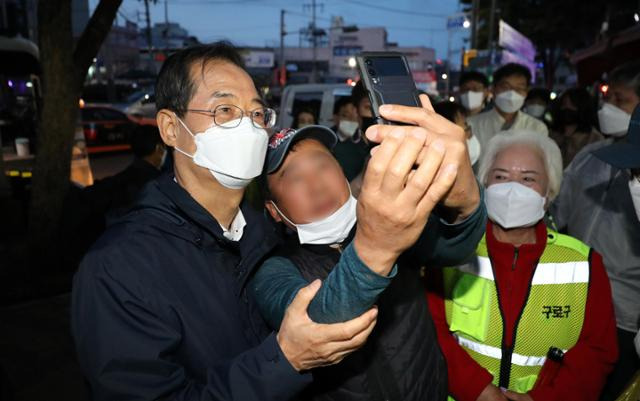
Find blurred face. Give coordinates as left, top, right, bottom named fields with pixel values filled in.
left=486, top=144, right=549, bottom=199
left=526, top=98, right=547, bottom=107
left=266, top=139, right=350, bottom=225
left=334, top=102, right=358, bottom=125
left=297, top=111, right=315, bottom=127
left=460, top=79, right=487, bottom=94
left=493, top=74, right=529, bottom=98
left=605, top=83, right=640, bottom=115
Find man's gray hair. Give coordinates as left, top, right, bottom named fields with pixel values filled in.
left=477, top=130, right=564, bottom=201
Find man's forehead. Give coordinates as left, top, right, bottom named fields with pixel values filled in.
left=188, top=60, right=257, bottom=96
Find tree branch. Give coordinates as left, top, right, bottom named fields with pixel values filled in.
left=72, top=0, right=123, bottom=90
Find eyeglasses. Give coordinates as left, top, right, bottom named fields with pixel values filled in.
left=186, top=104, right=277, bottom=129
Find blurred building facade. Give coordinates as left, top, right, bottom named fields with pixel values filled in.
left=281, top=17, right=436, bottom=87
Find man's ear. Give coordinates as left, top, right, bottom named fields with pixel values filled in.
left=264, top=201, right=282, bottom=223
left=157, top=109, right=179, bottom=148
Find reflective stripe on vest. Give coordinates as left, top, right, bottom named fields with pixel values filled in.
left=454, top=334, right=566, bottom=367
left=443, top=228, right=591, bottom=396
left=457, top=256, right=589, bottom=285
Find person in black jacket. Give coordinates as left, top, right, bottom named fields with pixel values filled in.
left=71, top=42, right=380, bottom=401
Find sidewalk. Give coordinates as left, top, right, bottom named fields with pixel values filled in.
left=0, top=294, right=89, bottom=401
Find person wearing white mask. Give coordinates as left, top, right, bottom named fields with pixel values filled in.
left=427, top=131, right=617, bottom=401
left=71, top=42, right=385, bottom=401
left=523, top=87, right=551, bottom=121
left=468, top=63, right=549, bottom=154
left=251, top=94, right=486, bottom=400
left=552, top=66, right=640, bottom=399
left=330, top=96, right=370, bottom=182
left=459, top=71, right=491, bottom=116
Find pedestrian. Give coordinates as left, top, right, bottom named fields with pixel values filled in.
left=468, top=63, right=549, bottom=153
left=551, top=60, right=640, bottom=397
left=459, top=70, right=491, bottom=116
left=549, top=87, right=602, bottom=168
left=293, top=107, right=317, bottom=129
left=523, top=87, right=551, bottom=121
left=428, top=131, right=618, bottom=401
left=331, top=96, right=369, bottom=182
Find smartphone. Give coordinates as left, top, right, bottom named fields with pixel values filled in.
left=355, top=52, right=421, bottom=125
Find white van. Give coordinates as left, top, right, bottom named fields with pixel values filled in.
left=277, top=84, right=353, bottom=130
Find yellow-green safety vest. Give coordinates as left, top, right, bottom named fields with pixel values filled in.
left=443, top=228, right=591, bottom=398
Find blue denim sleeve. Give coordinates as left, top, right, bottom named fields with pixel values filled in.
left=249, top=243, right=398, bottom=328
left=408, top=186, right=487, bottom=267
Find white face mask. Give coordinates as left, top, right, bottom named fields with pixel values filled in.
left=598, top=102, right=631, bottom=137
left=175, top=117, right=268, bottom=189
left=495, top=90, right=526, bottom=114
left=485, top=182, right=546, bottom=229
left=467, top=134, right=481, bottom=166
left=629, top=177, right=640, bottom=222
left=460, top=91, right=485, bottom=111
left=337, top=119, right=359, bottom=141
left=271, top=193, right=358, bottom=245
left=524, top=104, right=546, bottom=119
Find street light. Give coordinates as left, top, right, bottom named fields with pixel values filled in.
left=635, top=13, right=639, bottom=23
left=441, top=73, right=448, bottom=80
left=348, top=57, right=357, bottom=68
left=462, top=19, right=471, bottom=29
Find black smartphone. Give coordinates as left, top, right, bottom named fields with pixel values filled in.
left=355, top=52, right=421, bottom=125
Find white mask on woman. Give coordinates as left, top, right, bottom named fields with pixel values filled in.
left=485, top=182, right=546, bottom=228
left=175, top=117, right=268, bottom=189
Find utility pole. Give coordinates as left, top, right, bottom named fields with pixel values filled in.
left=143, top=0, right=154, bottom=72
left=279, top=9, right=286, bottom=87
left=471, top=0, right=479, bottom=49
left=487, top=0, right=497, bottom=58
left=164, top=0, right=169, bottom=51
left=311, top=0, right=317, bottom=83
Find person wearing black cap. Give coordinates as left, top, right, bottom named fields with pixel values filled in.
left=250, top=94, right=486, bottom=400
left=551, top=104, right=640, bottom=401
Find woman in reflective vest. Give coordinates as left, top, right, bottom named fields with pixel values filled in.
left=426, top=130, right=618, bottom=401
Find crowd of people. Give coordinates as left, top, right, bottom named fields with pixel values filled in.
left=68, top=42, right=640, bottom=401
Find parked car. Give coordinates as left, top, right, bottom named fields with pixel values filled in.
left=123, top=88, right=156, bottom=119
left=79, top=103, right=137, bottom=152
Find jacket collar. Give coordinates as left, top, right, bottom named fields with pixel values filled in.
left=485, top=219, right=548, bottom=259
left=134, top=173, right=279, bottom=261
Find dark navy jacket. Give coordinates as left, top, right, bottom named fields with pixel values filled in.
left=71, top=173, right=310, bottom=401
